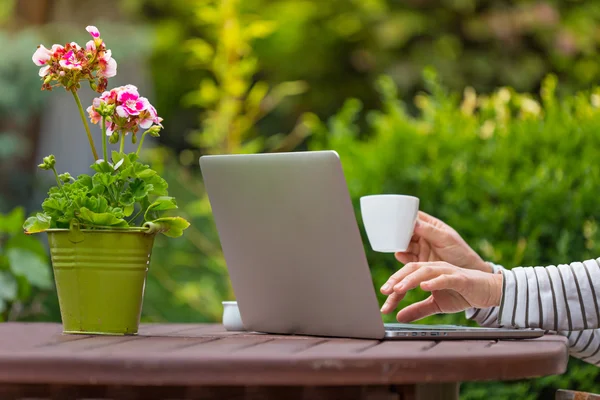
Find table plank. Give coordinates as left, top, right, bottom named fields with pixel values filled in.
left=0, top=323, right=568, bottom=387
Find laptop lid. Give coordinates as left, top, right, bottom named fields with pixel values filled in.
left=200, top=151, right=386, bottom=339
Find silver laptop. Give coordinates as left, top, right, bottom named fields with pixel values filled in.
left=199, top=151, right=543, bottom=340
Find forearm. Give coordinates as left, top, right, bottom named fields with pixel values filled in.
left=468, top=259, right=600, bottom=332
left=499, top=259, right=600, bottom=331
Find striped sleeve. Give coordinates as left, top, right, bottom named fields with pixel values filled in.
left=465, top=259, right=600, bottom=367
left=498, top=258, right=600, bottom=331
left=565, top=329, right=600, bottom=367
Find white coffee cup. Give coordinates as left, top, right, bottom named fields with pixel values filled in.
left=360, top=194, right=419, bottom=253
left=222, top=301, right=245, bottom=331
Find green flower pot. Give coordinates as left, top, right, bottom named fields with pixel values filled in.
left=47, top=229, right=156, bottom=335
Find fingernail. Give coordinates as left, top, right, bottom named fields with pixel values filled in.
left=381, top=284, right=390, bottom=292
left=380, top=304, right=387, bottom=313
left=394, top=283, right=404, bottom=292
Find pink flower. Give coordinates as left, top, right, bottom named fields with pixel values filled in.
left=86, top=26, right=101, bottom=38
left=86, top=40, right=96, bottom=51
left=98, top=50, right=117, bottom=78
left=38, top=66, right=50, bottom=77
left=86, top=105, right=101, bottom=124
left=106, top=120, right=115, bottom=135
left=100, top=90, right=114, bottom=102
left=51, top=44, right=64, bottom=55
left=139, top=103, right=163, bottom=128
left=116, top=88, right=147, bottom=117
left=59, top=50, right=84, bottom=70
left=32, top=45, right=52, bottom=66
left=88, top=85, right=162, bottom=137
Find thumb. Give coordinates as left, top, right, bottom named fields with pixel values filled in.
left=396, top=296, right=441, bottom=323
left=414, top=219, right=450, bottom=248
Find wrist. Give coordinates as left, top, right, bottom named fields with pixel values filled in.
left=471, top=257, right=494, bottom=273
left=490, top=272, right=503, bottom=307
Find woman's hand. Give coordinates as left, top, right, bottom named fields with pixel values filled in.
left=380, top=261, right=503, bottom=322
left=396, top=211, right=492, bottom=273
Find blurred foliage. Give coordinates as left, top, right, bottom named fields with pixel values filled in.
left=0, top=207, right=53, bottom=321
left=141, top=0, right=307, bottom=323
left=125, top=0, right=600, bottom=156
left=0, top=29, right=48, bottom=211
left=306, top=72, right=600, bottom=398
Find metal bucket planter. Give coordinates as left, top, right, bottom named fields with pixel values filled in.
left=47, top=229, right=156, bottom=335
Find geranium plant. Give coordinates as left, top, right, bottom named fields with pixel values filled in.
left=24, top=26, right=190, bottom=237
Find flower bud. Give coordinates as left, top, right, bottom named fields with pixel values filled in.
left=131, top=134, right=138, bottom=144
left=109, top=132, right=119, bottom=144
left=58, top=172, right=74, bottom=183
left=146, top=125, right=162, bottom=137
left=38, top=154, right=56, bottom=170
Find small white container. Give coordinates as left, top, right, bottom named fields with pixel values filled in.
left=222, top=301, right=245, bottom=331
left=360, top=194, right=419, bottom=253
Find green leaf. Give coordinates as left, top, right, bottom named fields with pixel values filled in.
left=0, top=207, right=25, bottom=234
left=0, top=271, right=18, bottom=301
left=144, top=217, right=190, bottom=238
left=111, top=151, right=126, bottom=165
left=78, top=207, right=128, bottom=228
left=136, top=166, right=157, bottom=179
left=111, top=151, right=131, bottom=170
left=42, top=197, right=64, bottom=214
left=81, top=196, right=109, bottom=213
left=76, top=174, right=93, bottom=189
left=6, top=248, right=53, bottom=289
left=129, top=179, right=152, bottom=200
left=123, top=204, right=135, bottom=217
left=23, top=213, right=51, bottom=234
left=120, top=191, right=135, bottom=206
left=145, top=174, right=168, bottom=196
left=144, top=197, right=178, bottom=221
left=92, top=172, right=117, bottom=190
left=90, top=160, right=114, bottom=173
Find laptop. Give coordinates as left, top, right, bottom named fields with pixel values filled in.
left=199, top=150, right=543, bottom=340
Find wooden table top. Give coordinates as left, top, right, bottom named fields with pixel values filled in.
left=0, top=323, right=568, bottom=387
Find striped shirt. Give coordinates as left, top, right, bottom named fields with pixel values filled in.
left=466, top=260, right=600, bottom=367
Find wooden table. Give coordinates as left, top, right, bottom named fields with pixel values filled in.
left=0, top=323, right=568, bottom=400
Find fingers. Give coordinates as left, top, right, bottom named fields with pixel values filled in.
left=395, top=241, right=419, bottom=264
left=380, top=262, right=421, bottom=295
left=396, top=295, right=441, bottom=323
left=416, top=211, right=440, bottom=225
left=406, top=241, right=419, bottom=254
left=380, top=292, right=405, bottom=314
left=417, top=238, right=431, bottom=262
left=413, top=219, right=448, bottom=247
left=392, top=263, right=455, bottom=294
left=421, top=274, right=463, bottom=292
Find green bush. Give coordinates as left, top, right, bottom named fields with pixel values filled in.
left=306, top=72, right=600, bottom=398
left=127, top=0, right=600, bottom=158
left=0, top=207, right=53, bottom=321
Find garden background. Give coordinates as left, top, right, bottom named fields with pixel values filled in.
left=2, top=0, right=600, bottom=398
